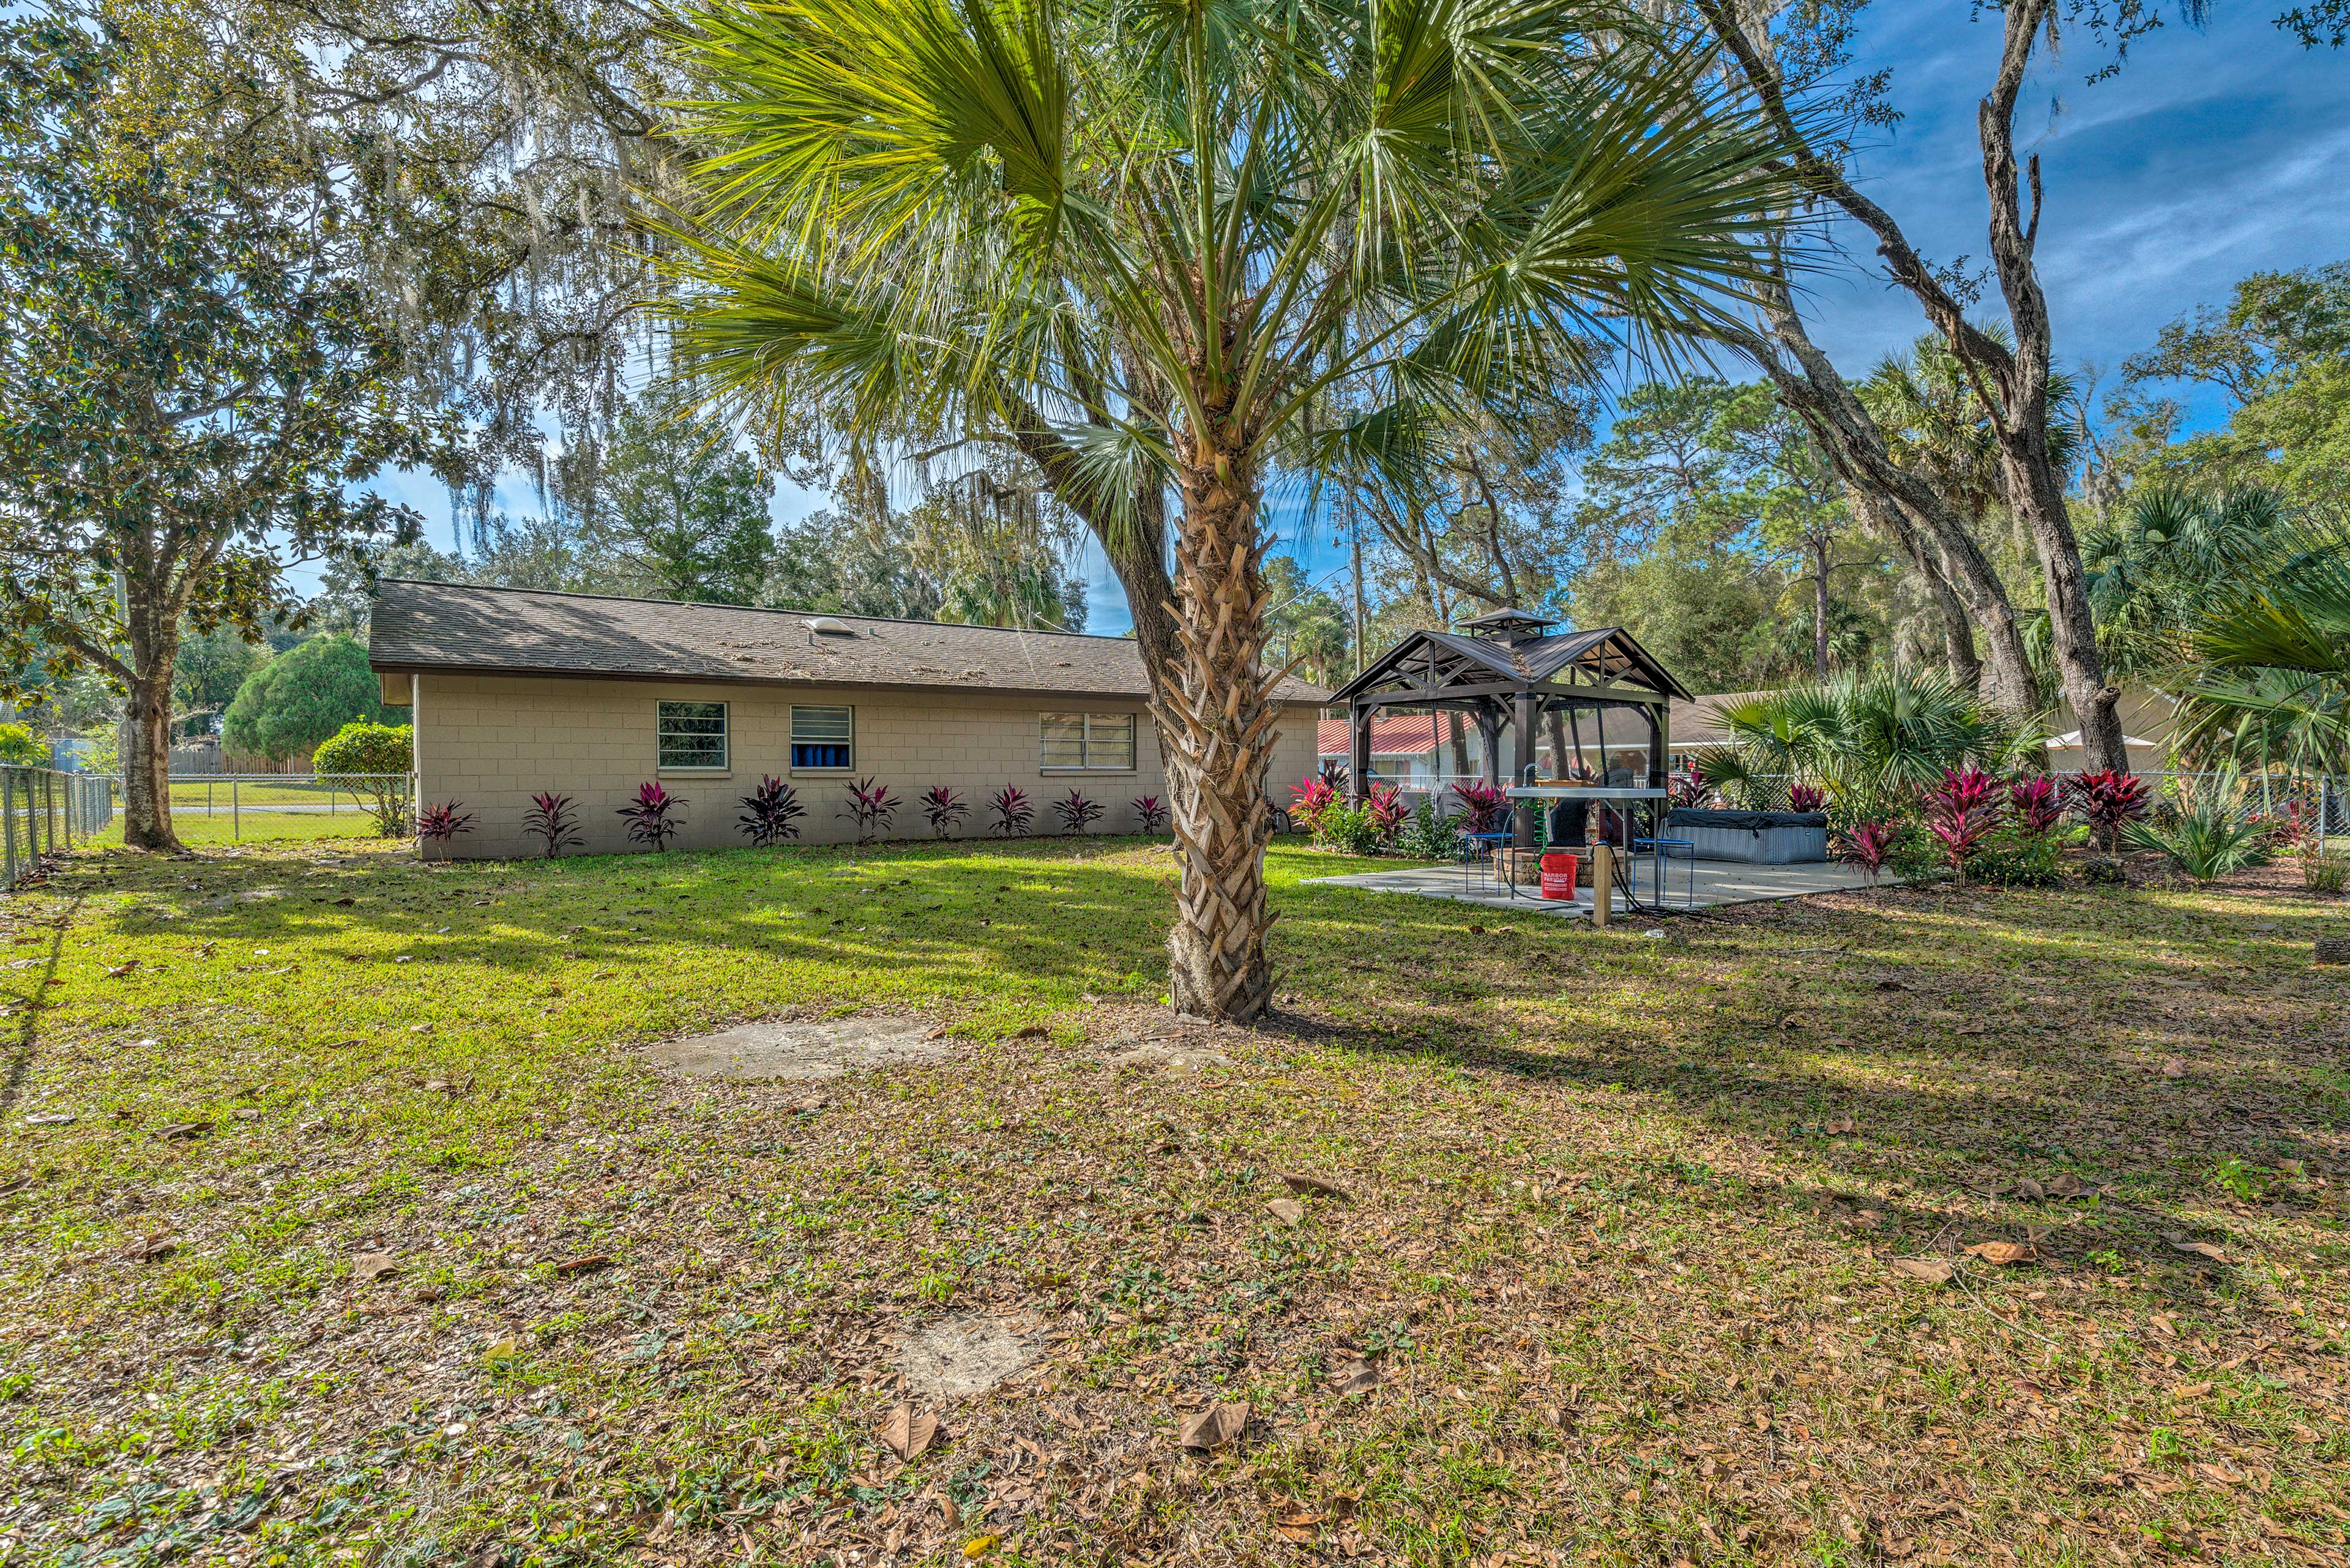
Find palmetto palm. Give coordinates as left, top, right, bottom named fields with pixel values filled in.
left=1700, top=669, right=2035, bottom=813
left=658, top=0, right=1799, bottom=1020
left=2177, top=525, right=2350, bottom=778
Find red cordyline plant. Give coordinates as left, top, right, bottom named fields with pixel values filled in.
left=988, top=785, right=1033, bottom=837
left=1366, top=783, right=1407, bottom=842
left=417, top=801, right=475, bottom=845
left=523, top=791, right=583, bottom=858
left=2064, top=769, right=2150, bottom=852
left=617, top=782, right=687, bottom=850
left=2009, top=774, right=2062, bottom=837
left=1788, top=783, right=1826, bottom=814
left=736, top=775, right=804, bottom=846
left=1130, top=795, right=1169, bottom=834
left=1924, top=765, right=2003, bottom=877
left=1053, top=787, right=1104, bottom=834
left=1452, top=782, right=1509, bottom=835
left=1837, top=819, right=1904, bottom=884
left=1289, top=774, right=1337, bottom=832
left=918, top=784, right=969, bottom=838
left=838, top=777, right=900, bottom=845
left=1669, top=771, right=1708, bottom=808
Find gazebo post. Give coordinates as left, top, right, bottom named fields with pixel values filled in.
left=1512, top=690, right=1538, bottom=849
left=1349, top=699, right=1373, bottom=805
left=1644, top=706, right=1666, bottom=788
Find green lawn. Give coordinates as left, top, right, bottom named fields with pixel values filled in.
left=2, top=835, right=2344, bottom=1566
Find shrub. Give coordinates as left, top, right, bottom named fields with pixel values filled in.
left=1788, top=782, right=1826, bottom=814
left=1452, top=781, right=1509, bottom=835
left=0, top=723, right=45, bottom=766
left=838, top=777, right=899, bottom=845
left=1311, top=802, right=1383, bottom=856
left=2008, top=774, right=2062, bottom=837
left=1835, top=819, right=1904, bottom=884
left=417, top=801, right=475, bottom=845
left=1668, top=771, right=1709, bottom=808
left=2064, top=769, right=2150, bottom=852
left=222, top=635, right=391, bottom=762
left=1365, top=783, right=1408, bottom=845
left=1130, top=795, right=1169, bottom=834
left=1289, top=775, right=1338, bottom=835
left=2124, top=804, right=2272, bottom=881
left=988, top=785, right=1033, bottom=837
left=1397, top=798, right=1462, bottom=861
left=2305, top=851, right=2349, bottom=895
left=617, top=782, right=686, bottom=851
left=523, top=791, right=583, bottom=858
left=1053, top=788, right=1104, bottom=834
left=1924, top=765, right=2003, bottom=878
left=313, top=719, right=416, bottom=836
left=737, top=775, right=804, bottom=846
left=1969, top=824, right=2065, bottom=887
left=918, top=785, right=969, bottom=838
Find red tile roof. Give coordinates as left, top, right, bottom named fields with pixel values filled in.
left=1316, top=715, right=1449, bottom=756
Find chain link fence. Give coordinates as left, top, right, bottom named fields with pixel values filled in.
left=160, top=774, right=416, bottom=843
left=2, top=766, right=116, bottom=890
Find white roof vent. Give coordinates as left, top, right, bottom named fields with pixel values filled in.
left=804, top=616, right=855, bottom=637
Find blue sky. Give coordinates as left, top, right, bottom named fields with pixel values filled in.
left=360, top=2, right=2350, bottom=635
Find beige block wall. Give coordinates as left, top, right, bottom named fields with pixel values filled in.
left=404, top=673, right=1324, bottom=859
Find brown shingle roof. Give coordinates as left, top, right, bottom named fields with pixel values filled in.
left=367, top=580, right=1329, bottom=705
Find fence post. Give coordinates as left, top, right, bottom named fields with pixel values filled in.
left=3, top=771, right=15, bottom=889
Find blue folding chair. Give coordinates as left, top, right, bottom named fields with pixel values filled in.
left=1635, top=837, right=1697, bottom=908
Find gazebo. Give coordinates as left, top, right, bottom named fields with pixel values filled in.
left=1327, top=610, right=1693, bottom=849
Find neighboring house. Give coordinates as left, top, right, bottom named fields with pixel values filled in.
left=367, top=580, right=1329, bottom=858
left=1315, top=706, right=1671, bottom=789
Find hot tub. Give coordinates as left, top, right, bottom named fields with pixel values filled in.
left=1664, top=808, right=1829, bottom=865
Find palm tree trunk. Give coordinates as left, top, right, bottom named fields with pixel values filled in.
left=1158, top=444, right=1277, bottom=1023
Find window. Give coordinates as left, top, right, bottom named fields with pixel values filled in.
left=1040, top=712, right=1136, bottom=771
left=657, top=701, right=728, bottom=771
left=791, top=705, right=854, bottom=770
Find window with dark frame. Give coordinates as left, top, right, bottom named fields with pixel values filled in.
left=657, top=701, right=728, bottom=771
left=791, top=705, right=854, bottom=770
left=1040, top=712, right=1136, bottom=771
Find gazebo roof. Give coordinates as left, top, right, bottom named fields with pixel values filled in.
left=1329, top=624, right=1693, bottom=706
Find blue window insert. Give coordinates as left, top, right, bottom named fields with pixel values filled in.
left=790, top=706, right=854, bottom=771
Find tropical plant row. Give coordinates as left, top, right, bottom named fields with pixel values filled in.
left=416, top=780, right=1172, bottom=856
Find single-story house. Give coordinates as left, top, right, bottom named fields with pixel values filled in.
left=367, top=580, right=1329, bottom=858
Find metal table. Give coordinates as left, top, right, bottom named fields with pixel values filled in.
left=1505, top=787, right=1673, bottom=906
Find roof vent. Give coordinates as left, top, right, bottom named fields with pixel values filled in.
left=804, top=616, right=855, bottom=637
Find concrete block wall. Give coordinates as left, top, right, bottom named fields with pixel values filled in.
left=404, top=674, right=1324, bottom=859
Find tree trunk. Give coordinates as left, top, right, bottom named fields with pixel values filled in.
left=1810, top=537, right=1831, bottom=678
left=1445, top=711, right=1471, bottom=780
left=118, top=673, right=180, bottom=852
left=1157, top=444, right=1277, bottom=1024
left=1975, top=0, right=2127, bottom=772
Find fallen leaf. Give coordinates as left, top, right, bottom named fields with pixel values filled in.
left=962, top=1535, right=999, bottom=1559
left=1963, top=1241, right=2039, bottom=1266
left=1890, top=1258, right=1955, bottom=1285
left=1009, top=1024, right=1049, bottom=1040
left=482, top=1336, right=523, bottom=1364
left=2014, top=1177, right=2046, bottom=1201
left=21, top=1112, right=74, bottom=1127
left=553, top=1253, right=611, bottom=1277
left=2173, top=1381, right=2214, bottom=1400
left=155, top=1121, right=213, bottom=1141
left=1825, top=1115, right=1856, bottom=1135
left=2160, top=1058, right=2187, bottom=1078
left=1266, top=1198, right=1306, bottom=1227
left=351, top=1250, right=398, bottom=1282
left=105, top=960, right=140, bottom=978
left=2045, top=1172, right=2086, bottom=1198
left=125, top=1236, right=178, bottom=1262
left=2168, top=1238, right=2228, bottom=1262
left=1275, top=1509, right=1323, bottom=1543
left=1330, top=1357, right=1382, bottom=1396
left=1177, top=1401, right=1248, bottom=1450
left=1277, top=1171, right=1354, bottom=1201
left=878, top=1403, right=939, bottom=1462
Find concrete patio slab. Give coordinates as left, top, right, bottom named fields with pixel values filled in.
left=1303, top=857, right=1884, bottom=916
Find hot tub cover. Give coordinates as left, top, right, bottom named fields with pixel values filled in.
left=1665, top=808, right=1829, bottom=831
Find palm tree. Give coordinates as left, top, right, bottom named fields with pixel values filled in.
left=658, top=0, right=1799, bottom=1020
left=1698, top=669, right=2035, bottom=814
left=2177, top=524, right=2350, bottom=781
